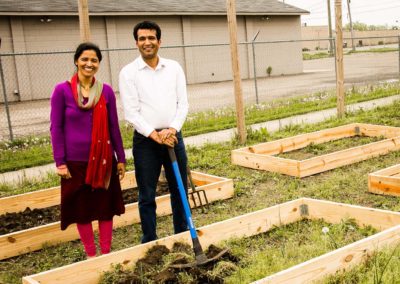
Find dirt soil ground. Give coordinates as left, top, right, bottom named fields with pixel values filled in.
left=0, top=182, right=169, bottom=234
left=101, top=243, right=239, bottom=284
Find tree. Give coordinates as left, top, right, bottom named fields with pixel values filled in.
left=344, top=21, right=367, bottom=31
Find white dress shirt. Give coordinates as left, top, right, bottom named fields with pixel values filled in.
left=119, top=56, right=189, bottom=137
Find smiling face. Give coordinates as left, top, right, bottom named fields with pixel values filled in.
left=74, top=49, right=99, bottom=79
left=136, top=29, right=161, bottom=61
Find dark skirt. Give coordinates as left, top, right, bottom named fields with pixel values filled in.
left=60, top=160, right=125, bottom=230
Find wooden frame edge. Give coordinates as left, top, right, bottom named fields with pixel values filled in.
left=23, top=198, right=400, bottom=284
left=231, top=123, right=400, bottom=177
left=22, top=198, right=305, bottom=284
left=368, top=164, right=400, bottom=196
left=0, top=170, right=226, bottom=215
left=254, top=224, right=400, bottom=283
left=0, top=175, right=233, bottom=260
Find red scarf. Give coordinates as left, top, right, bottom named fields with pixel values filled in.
left=70, top=73, right=112, bottom=189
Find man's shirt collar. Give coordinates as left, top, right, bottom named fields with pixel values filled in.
left=138, top=56, right=166, bottom=70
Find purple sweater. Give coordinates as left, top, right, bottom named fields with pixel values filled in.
left=50, top=81, right=126, bottom=166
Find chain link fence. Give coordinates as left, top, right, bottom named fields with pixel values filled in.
left=1, top=36, right=399, bottom=141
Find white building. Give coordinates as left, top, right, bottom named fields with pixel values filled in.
left=0, top=0, right=308, bottom=102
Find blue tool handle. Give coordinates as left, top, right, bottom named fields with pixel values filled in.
left=168, top=148, right=198, bottom=239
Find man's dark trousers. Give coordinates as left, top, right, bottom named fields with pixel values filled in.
left=133, top=131, right=189, bottom=243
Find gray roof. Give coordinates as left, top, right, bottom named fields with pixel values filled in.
left=0, top=0, right=308, bottom=16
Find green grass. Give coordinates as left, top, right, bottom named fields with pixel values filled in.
left=2, top=101, right=400, bottom=283
left=278, top=136, right=382, bottom=160
left=347, top=47, right=399, bottom=55
left=303, top=47, right=399, bottom=60
left=183, top=82, right=400, bottom=137
left=224, top=219, right=376, bottom=283
left=303, top=52, right=332, bottom=60
left=1, top=82, right=399, bottom=173
left=0, top=172, right=59, bottom=198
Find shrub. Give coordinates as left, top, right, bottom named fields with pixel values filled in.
left=266, top=66, right=272, bottom=76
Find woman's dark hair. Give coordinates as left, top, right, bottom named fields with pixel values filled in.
left=74, top=42, right=102, bottom=63
left=133, top=21, right=161, bottom=41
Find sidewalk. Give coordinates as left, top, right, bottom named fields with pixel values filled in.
left=1, top=94, right=399, bottom=185
left=2, top=51, right=398, bottom=141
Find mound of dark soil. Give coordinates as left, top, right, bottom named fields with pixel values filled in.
left=100, top=243, right=239, bottom=284
left=0, top=182, right=170, bottom=235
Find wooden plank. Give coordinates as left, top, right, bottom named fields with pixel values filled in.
left=78, top=0, right=91, bottom=42
left=231, top=150, right=299, bottom=177
left=369, top=175, right=400, bottom=196
left=358, top=123, right=400, bottom=138
left=23, top=199, right=304, bottom=284
left=190, top=171, right=225, bottom=184
left=0, top=175, right=234, bottom=260
left=0, top=186, right=60, bottom=215
left=334, top=0, right=345, bottom=118
left=254, top=224, right=400, bottom=283
left=299, top=137, right=400, bottom=177
left=0, top=170, right=221, bottom=215
left=369, top=163, right=400, bottom=176
left=304, top=198, right=400, bottom=230
left=368, top=164, right=400, bottom=197
left=226, top=0, right=246, bottom=143
left=0, top=171, right=137, bottom=215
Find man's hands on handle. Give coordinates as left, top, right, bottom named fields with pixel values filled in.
left=149, top=128, right=178, bottom=147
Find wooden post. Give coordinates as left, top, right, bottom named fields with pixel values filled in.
left=226, top=0, right=246, bottom=143
left=335, top=0, right=345, bottom=118
left=78, top=0, right=91, bottom=42
left=346, top=0, right=355, bottom=51
left=327, top=0, right=334, bottom=54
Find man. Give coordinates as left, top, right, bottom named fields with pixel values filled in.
left=119, top=21, right=189, bottom=243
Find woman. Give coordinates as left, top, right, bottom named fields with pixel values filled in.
left=50, top=42, right=126, bottom=258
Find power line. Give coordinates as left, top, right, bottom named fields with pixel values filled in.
left=303, top=3, right=400, bottom=20
left=354, top=4, right=400, bottom=14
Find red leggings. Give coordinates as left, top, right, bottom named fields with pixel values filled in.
left=77, top=220, right=113, bottom=257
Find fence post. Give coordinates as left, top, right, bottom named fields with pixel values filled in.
left=252, top=30, right=260, bottom=104
left=398, top=36, right=400, bottom=79
left=334, top=0, right=345, bottom=118
left=0, top=54, right=14, bottom=141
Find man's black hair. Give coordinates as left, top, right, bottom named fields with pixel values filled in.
left=133, top=21, right=161, bottom=41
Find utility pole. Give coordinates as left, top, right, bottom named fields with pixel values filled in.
left=226, top=0, right=246, bottom=143
left=0, top=38, right=14, bottom=140
left=78, top=0, right=91, bottom=42
left=327, top=0, right=334, bottom=54
left=346, top=0, right=355, bottom=51
left=335, top=0, right=345, bottom=118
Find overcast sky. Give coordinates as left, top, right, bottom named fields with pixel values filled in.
left=284, top=0, right=400, bottom=27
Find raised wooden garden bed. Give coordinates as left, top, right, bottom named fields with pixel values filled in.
left=23, top=198, right=400, bottom=284
left=368, top=164, right=400, bottom=196
left=0, top=171, right=233, bottom=260
left=231, top=123, right=400, bottom=177
left=0, top=171, right=139, bottom=215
